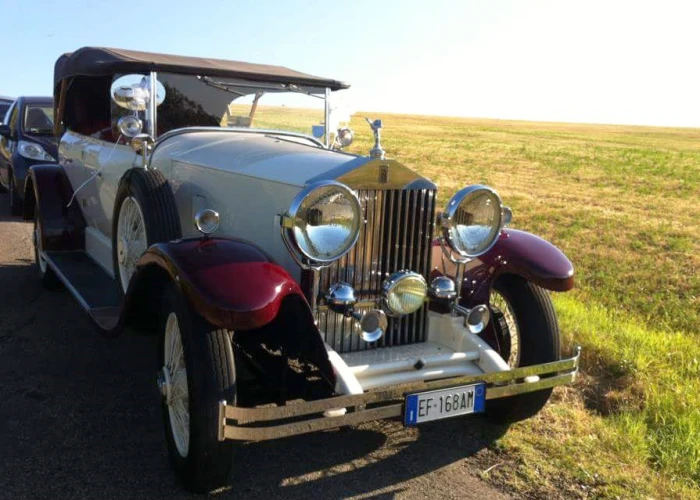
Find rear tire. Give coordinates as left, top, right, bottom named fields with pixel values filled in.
left=158, top=284, right=237, bottom=493
left=484, top=275, right=561, bottom=424
left=33, top=200, right=60, bottom=290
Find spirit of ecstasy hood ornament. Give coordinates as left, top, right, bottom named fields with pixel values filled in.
left=365, top=118, right=386, bottom=160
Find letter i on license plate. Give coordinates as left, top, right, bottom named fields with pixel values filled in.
left=404, top=383, right=486, bottom=426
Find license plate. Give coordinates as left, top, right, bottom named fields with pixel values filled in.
left=404, top=383, right=486, bottom=426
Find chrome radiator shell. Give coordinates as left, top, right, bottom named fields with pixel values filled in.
left=318, top=188, right=437, bottom=353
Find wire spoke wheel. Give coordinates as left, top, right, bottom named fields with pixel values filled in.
left=162, top=312, right=190, bottom=458
left=116, top=196, right=147, bottom=292
left=158, top=285, right=237, bottom=493
left=490, top=288, right=521, bottom=367
left=485, top=275, right=561, bottom=423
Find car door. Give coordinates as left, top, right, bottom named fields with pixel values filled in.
left=82, top=136, right=139, bottom=275
left=92, top=138, right=138, bottom=238
left=0, top=101, right=18, bottom=188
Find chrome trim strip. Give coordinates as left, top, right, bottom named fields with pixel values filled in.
left=222, top=404, right=402, bottom=441
left=148, top=71, right=157, bottom=138
left=324, top=87, right=330, bottom=147
left=218, top=347, right=580, bottom=441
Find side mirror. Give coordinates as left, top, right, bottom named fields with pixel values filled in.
left=0, top=123, right=11, bottom=138
left=111, top=74, right=166, bottom=111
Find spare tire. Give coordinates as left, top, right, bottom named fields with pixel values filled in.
left=112, top=168, right=181, bottom=293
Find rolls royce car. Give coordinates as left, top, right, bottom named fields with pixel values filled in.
left=25, top=47, right=580, bottom=493
left=0, top=96, right=56, bottom=215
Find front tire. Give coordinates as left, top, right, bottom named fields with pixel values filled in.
left=485, top=274, right=561, bottom=424
left=158, top=284, right=237, bottom=493
left=112, top=168, right=181, bottom=293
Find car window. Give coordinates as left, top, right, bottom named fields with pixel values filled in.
left=8, top=102, right=19, bottom=132
left=23, top=105, right=54, bottom=135
left=0, top=102, right=11, bottom=122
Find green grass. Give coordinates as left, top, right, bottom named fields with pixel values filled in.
left=494, top=295, right=700, bottom=498
left=221, top=107, right=700, bottom=496
left=342, top=114, right=700, bottom=498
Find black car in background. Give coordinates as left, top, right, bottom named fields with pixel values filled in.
left=0, top=96, right=13, bottom=120
left=0, top=96, right=56, bottom=215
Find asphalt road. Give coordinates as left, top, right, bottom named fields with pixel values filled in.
left=0, top=192, right=510, bottom=500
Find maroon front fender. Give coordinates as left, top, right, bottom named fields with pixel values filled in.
left=479, top=229, right=574, bottom=292
left=133, top=237, right=335, bottom=388
left=138, top=238, right=307, bottom=331
left=432, top=228, right=574, bottom=305
left=431, top=229, right=573, bottom=350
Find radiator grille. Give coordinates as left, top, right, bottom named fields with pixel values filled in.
left=318, top=188, right=436, bottom=353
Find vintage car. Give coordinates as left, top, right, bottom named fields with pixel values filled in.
left=26, top=47, right=580, bottom=493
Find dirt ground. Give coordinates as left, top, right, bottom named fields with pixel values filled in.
left=0, top=192, right=511, bottom=500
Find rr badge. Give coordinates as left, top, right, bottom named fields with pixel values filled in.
left=379, top=164, right=389, bottom=184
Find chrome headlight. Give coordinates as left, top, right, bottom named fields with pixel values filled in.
left=441, top=185, right=504, bottom=258
left=18, top=140, right=55, bottom=162
left=382, top=271, right=428, bottom=316
left=282, top=181, right=361, bottom=265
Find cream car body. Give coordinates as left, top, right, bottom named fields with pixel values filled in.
left=28, top=47, right=580, bottom=494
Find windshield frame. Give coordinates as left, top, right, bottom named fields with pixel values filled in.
left=144, top=71, right=332, bottom=147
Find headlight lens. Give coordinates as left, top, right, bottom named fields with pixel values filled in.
left=18, top=140, right=55, bottom=162
left=283, top=181, right=361, bottom=264
left=442, top=185, right=503, bottom=258
left=382, top=271, right=428, bottom=316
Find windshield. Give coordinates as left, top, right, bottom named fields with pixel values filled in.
left=0, top=102, right=11, bottom=122
left=23, top=105, right=54, bottom=135
left=115, top=73, right=327, bottom=142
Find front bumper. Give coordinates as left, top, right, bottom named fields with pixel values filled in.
left=218, top=346, right=580, bottom=442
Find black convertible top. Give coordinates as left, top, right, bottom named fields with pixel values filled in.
left=54, top=47, right=350, bottom=91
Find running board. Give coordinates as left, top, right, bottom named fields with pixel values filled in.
left=42, top=251, right=122, bottom=331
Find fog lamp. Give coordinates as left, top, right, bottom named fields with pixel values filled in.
left=382, top=271, right=428, bottom=316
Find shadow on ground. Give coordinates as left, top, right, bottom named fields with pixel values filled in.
left=0, top=193, right=508, bottom=500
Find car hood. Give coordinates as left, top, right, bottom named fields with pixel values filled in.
left=152, top=130, right=428, bottom=190
left=149, top=129, right=434, bottom=282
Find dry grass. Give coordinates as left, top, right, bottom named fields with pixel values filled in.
left=229, top=107, right=700, bottom=497
left=341, top=113, right=700, bottom=498
left=346, top=113, right=700, bottom=337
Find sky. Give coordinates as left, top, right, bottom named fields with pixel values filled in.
left=1, top=0, right=699, bottom=127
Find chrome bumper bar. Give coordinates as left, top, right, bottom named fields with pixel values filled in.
left=218, top=347, right=581, bottom=442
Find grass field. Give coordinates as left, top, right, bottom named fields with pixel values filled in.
left=340, top=114, right=699, bottom=498
left=242, top=107, right=699, bottom=497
